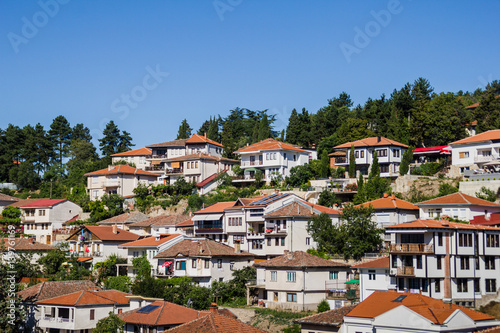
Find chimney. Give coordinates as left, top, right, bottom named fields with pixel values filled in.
left=234, top=240, right=241, bottom=253
left=112, top=223, right=118, bottom=234
left=377, top=136, right=381, bottom=142
left=209, top=303, right=218, bottom=313
left=440, top=215, right=450, bottom=226
left=391, top=194, right=396, bottom=200
left=204, top=132, right=207, bottom=138
left=383, top=193, right=389, bottom=198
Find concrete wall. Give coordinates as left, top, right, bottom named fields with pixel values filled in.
left=459, top=179, right=500, bottom=199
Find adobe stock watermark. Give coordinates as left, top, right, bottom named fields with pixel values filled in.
left=339, top=0, right=403, bottom=64
left=5, top=225, right=18, bottom=326
left=213, top=0, right=243, bottom=21
left=7, top=0, right=70, bottom=54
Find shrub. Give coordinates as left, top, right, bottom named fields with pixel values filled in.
left=317, top=299, right=330, bottom=313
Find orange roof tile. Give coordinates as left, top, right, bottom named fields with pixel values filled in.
left=129, top=214, right=190, bottom=227
left=356, top=195, right=419, bottom=211
left=352, top=256, right=390, bottom=269
left=176, top=219, right=194, bottom=227
left=18, top=280, right=96, bottom=302
left=386, top=219, right=500, bottom=231
left=416, top=192, right=500, bottom=207
left=333, top=136, right=408, bottom=149
left=186, top=133, right=223, bottom=147
left=111, top=147, right=152, bottom=157
left=254, top=251, right=349, bottom=269
left=155, top=239, right=253, bottom=259
left=98, top=211, right=149, bottom=225
left=119, top=234, right=181, bottom=248
left=19, top=277, right=48, bottom=284
left=0, top=193, right=19, bottom=203
left=37, top=289, right=130, bottom=306
left=20, top=198, right=67, bottom=208
left=478, top=326, right=500, bottom=333
left=450, top=129, right=500, bottom=145
left=234, top=138, right=308, bottom=153
left=119, top=300, right=205, bottom=326
left=165, top=312, right=267, bottom=333
left=68, top=225, right=140, bottom=242
left=76, top=257, right=93, bottom=262
left=84, top=165, right=159, bottom=177
left=195, top=201, right=236, bottom=214
left=346, top=291, right=494, bottom=324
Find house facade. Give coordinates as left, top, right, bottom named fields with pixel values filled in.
left=252, top=251, right=352, bottom=311
left=85, top=165, right=159, bottom=200
left=233, top=138, right=312, bottom=183
left=20, top=199, right=82, bottom=245
left=97, top=211, right=149, bottom=231
left=386, top=218, right=500, bottom=307
left=0, top=192, right=19, bottom=213
left=332, top=136, right=408, bottom=178
left=111, top=147, right=152, bottom=170
left=352, top=256, right=393, bottom=302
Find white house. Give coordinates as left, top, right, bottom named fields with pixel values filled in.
left=295, top=304, right=357, bottom=333
left=352, top=256, right=393, bottom=302
left=0, top=192, right=19, bottom=213
left=342, top=290, right=500, bottom=333
left=386, top=218, right=500, bottom=307
left=416, top=192, right=500, bottom=221
left=252, top=251, right=352, bottom=311
left=233, top=138, right=312, bottom=183
left=111, top=147, right=152, bottom=171
left=332, top=136, right=408, bottom=178
left=1, top=237, right=54, bottom=265
left=154, top=238, right=254, bottom=287
left=20, top=198, right=83, bottom=245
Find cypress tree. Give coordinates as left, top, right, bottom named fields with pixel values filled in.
left=348, top=145, right=355, bottom=178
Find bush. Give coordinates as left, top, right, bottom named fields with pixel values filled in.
left=410, top=162, right=444, bottom=176
left=317, top=299, right=330, bottom=313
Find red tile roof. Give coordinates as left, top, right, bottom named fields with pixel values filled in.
left=176, top=219, right=194, bottom=227
left=20, top=198, right=67, bottom=208
left=37, top=289, right=130, bottom=306
left=333, top=136, right=408, bottom=149
left=352, top=256, right=390, bottom=269
left=296, top=304, right=357, bottom=326
left=1, top=238, right=54, bottom=251
left=97, top=211, right=149, bottom=225
left=118, top=300, right=205, bottom=326
left=7, top=198, right=41, bottom=208
left=385, top=219, right=500, bottom=231
left=416, top=192, right=500, bottom=207
left=68, top=225, right=140, bottom=242
left=195, top=201, right=236, bottom=214
left=471, top=213, right=500, bottom=226
left=346, top=290, right=494, bottom=324
left=197, top=173, right=220, bottom=187
left=155, top=239, right=253, bottom=258
left=186, top=133, right=223, bottom=147
left=263, top=201, right=339, bottom=218
left=356, top=195, right=419, bottom=211
left=165, top=312, right=267, bottom=333
left=111, top=147, right=152, bottom=157
left=254, top=251, right=349, bottom=269
left=18, top=280, right=96, bottom=302
left=84, top=165, right=159, bottom=177
left=234, top=138, right=308, bottom=153
left=449, top=129, right=500, bottom=146
left=119, top=234, right=181, bottom=248
left=77, top=257, right=93, bottom=262
left=19, top=277, right=48, bottom=284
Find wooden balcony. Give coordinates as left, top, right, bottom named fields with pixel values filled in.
left=390, top=243, right=433, bottom=254
left=396, top=266, right=415, bottom=276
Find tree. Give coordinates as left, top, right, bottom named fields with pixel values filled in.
left=318, top=190, right=340, bottom=208
left=348, top=145, right=355, bottom=178
left=257, top=114, right=272, bottom=141
left=132, top=256, right=152, bottom=281
left=104, top=276, right=132, bottom=293
left=286, top=109, right=300, bottom=144
left=0, top=262, right=27, bottom=332
left=353, top=173, right=366, bottom=205
left=176, top=119, right=192, bottom=139
left=254, top=169, right=264, bottom=188
left=48, top=115, right=72, bottom=168
left=118, top=131, right=134, bottom=153
left=99, top=121, right=121, bottom=157
left=317, top=299, right=330, bottom=313
left=476, top=187, right=497, bottom=202
left=94, top=312, right=125, bottom=333
left=1, top=206, right=21, bottom=226
left=307, top=213, right=338, bottom=255
left=319, top=150, right=330, bottom=178
left=38, top=250, right=66, bottom=275
left=399, top=147, right=414, bottom=175
left=369, top=151, right=379, bottom=178
left=438, top=183, right=458, bottom=197
left=286, top=164, right=314, bottom=187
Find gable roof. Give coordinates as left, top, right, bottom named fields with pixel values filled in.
left=195, top=201, right=236, bottom=214
left=18, top=280, right=96, bottom=302
left=128, top=214, right=189, bottom=227
left=352, top=256, right=390, bottom=269
left=346, top=290, right=494, bottom=324
left=20, top=198, right=67, bottom=208
left=471, top=213, right=500, bottom=226
left=84, top=165, right=158, bottom=177
left=37, top=289, right=130, bottom=306
left=68, top=225, right=140, bottom=242
left=118, top=300, right=205, bottom=326
left=186, top=133, right=223, bottom=147
left=416, top=192, right=500, bottom=207
left=111, top=147, right=152, bottom=157
left=234, top=138, right=308, bottom=153
left=254, top=251, right=349, bottom=269
left=385, top=219, right=500, bottom=231
left=263, top=201, right=339, bottom=218
left=295, top=304, right=357, bottom=327
left=8, top=198, right=44, bottom=208
left=1, top=238, right=54, bottom=251
left=333, top=136, right=408, bottom=150
left=165, top=312, right=267, bottom=333
left=146, top=139, right=187, bottom=148
left=155, top=239, right=253, bottom=259
left=0, top=193, right=19, bottom=203
left=97, top=211, right=149, bottom=225
left=119, top=234, right=181, bottom=248
left=356, top=195, right=419, bottom=211
left=176, top=219, right=194, bottom=227
left=163, top=153, right=238, bottom=163
left=449, top=129, right=500, bottom=145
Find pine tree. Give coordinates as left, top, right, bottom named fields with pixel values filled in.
left=99, top=121, right=121, bottom=157
left=118, top=131, right=134, bottom=153
left=348, top=145, right=355, bottom=178
left=286, top=108, right=300, bottom=144
left=258, top=114, right=271, bottom=141
left=176, top=119, right=192, bottom=139
left=48, top=115, right=72, bottom=167
left=197, top=119, right=211, bottom=136
left=207, top=117, right=220, bottom=142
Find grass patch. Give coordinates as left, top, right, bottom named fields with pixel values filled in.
left=479, top=301, right=500, bottom=319
left=254, top=308, right=313, bottom=326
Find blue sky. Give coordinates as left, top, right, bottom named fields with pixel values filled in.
left=1, top=0, right=499, bottom=151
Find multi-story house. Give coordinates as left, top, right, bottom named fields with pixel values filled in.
left=97, top=211, right=149, bottom=231
left=352, top=256, right=393, bottom=302
left=386, top=218, right=500, bottom=307
left=416, top=192, right=500, bottom=221
left=21, top=198, right=83, bottom=245
left=111, top=147, right=153, bottom=170
left=252, top=251, right=352, bottom=311
left=146, top=138, right=187, bottom=174
left=36, top=289, right=130, bottom=333
left=67, top=225, right=139, bottom=263
left=449, top=129, right=500, bottom=176
left=331, top=136, right=408, bottom=178
left=149, top=214, right=192, bottom=236
left=85, top=164, right=159, bottom=200
left=0, top=192, right=19, bottom=213
left=154, top=238, right=254, bottom=287
left=233, top=138, right=312, bottom=183
left=1, top=237, right=54, bottom=265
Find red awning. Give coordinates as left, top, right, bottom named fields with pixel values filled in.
left=162, top=261, right=173, bottom=267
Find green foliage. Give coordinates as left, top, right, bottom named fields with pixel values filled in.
left=176, top=119, right=193, bottom=139
left=94, top=312, right=125, bottom=333
left=333, top=167, right=345, bottom=178
left=105, top=276, right=132, bottom=293
left=348, top=145, right=355, bottom=178
left=132, top=255, right=152, bottom=281
left=353, top=174, right=366, bottom=204
left=254, top=169, right=264, bottom=188
left=399, top=147, right=414, bottom=175
left=306, top=248, right=331, bottom=259
left=286, top=164, right=314, bottom=187
left=476, top=186, right=497, bottom=202
left=0, top=262, right=27, bottom=332
left=99, top=120, right=134, bottom=156
left=317, top=299, right=330, bottom=313
left=318, top=189, right=340, bottom=207
left=411, top=161, right=444, bottom=176
left=94, top=255, right=127, bottom=282
left=38, top=250, right=66, bottom=275
left=319, top=150, right=331, bottom=178
left=113, top=160, right=136, bottom=168
left=1, top=206, right=21, bottom=225
left=438, top=183, right=458, bottom=197
left=254, top=308, right=313, bottom=325
left=282, top=324, right=302, bottom=333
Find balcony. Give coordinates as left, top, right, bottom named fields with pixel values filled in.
left=474, top=155, right=495, bottom=163
left=396, top=266, right=415, bottom=276
left=166, top=168, right=183, bottom=174
left=145, top=166, right=165, bottom=172
left=390, top=243, right=433, bottom=254
left=335, top=157, right=347, bottom=164
left=247, top=233, right=265, bottom=239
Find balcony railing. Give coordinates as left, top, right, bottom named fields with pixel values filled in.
left=335, top=157, right=347, bottom=164
left=145, top=166, right=165, bottom=172
left=396, top=266, right=415, bottom=276
left=390, top=243, right=433, bottom=254
left=166, top=168, right=183, bottom=174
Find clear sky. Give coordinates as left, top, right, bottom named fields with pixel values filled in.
left=1, top=0, right=499, bottom=151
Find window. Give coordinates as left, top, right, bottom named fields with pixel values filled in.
left=485, top=256, right=496, bottom=270
left=417, top=255, right=422, bottom=269
left=436, top=256, right=442, bottom=270
left=438, top=232, right=443, bottom=246
left=355, top=151, right=359, bottom=158
left=460, top=256, right=470, bottom=270
left=360, top=150, right=365, bottom=158
left=329, top=271, right=339, bottom=280
left=39, top=210, right=45, bottom=216
left=428, top=209, right=442, bottom=218
left=230, top=261, right=235, bottom=270
left=204, top=259, right=210, bottom=269
left=217, top=259, right=222, bottom=268
left=192, top=259, right=197, bottom=268
left=486, top=234, right=500, bottom=247
left=486, top=279, right=496, bottom=293
left=306, top=237, right=310, bottom=246
left=475, top=279, right=480, bottom=293
left=376, top=149, right=387, bottom=157
left=435, top=279, right=440, bottom=293
left=459, top=151, right=470, bottom=159
left=90, top=309, right=95, bottom=320
left=458, top=233, right=473, bottom=247
left=274, top=292, right=278, bottom=301
left=286, top=271, right=296, bottom=282
left=133, top=251, right=139, bottom=258
left=392, top=255, right=397, bottom=268
left=380, top=164, right=389, bottom=173
left=457, top=279, right=468, bottom=293
left=275, top=237, right=279, bottom=246
left=287, top=293, right=297, bottom=302
left=368, top=270, right=376, bottom=280
left=280, top=237, right=285, bottom=246
left=195, top=162, right=198, bottom=168
left=271, top=271, right=277, bottom=281
left=251, top=239, right=263, bottom=249
left=393, top=149, right=400, bottom=158
left=267, top=238, right=271, bottom=246
left=233, top=235, right=244, bottom=244
left=176, top=261, right=186, bottom=270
